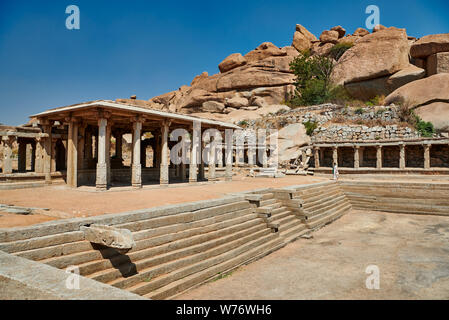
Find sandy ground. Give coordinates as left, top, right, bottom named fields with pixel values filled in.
left=0, top=175, right=325, bottom=228
left=176, top=210, right=449, bottom=300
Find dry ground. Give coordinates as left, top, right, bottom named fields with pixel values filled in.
left=177, top=210, right=449, bottom=300
left=0, top=175, right=325, bottom=228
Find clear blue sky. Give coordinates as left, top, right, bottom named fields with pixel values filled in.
left=1, top=0, right=448, bottom=125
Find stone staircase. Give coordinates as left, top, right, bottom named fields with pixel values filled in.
left=292, top=182, right=352, bottom=230
left=5, top=198, right=282, bottom=300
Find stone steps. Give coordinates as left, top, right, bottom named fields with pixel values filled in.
left=134, top=233, right=282, bottom=299
left=295, top=186, right=341, bottom=202
left=146, top=237, right=283, bottom=300
left=77, top=214, right=262, bottom=277
left=306, top=203, right=351, bottom=230
left=302, top=193, right=346, bottom=212
left=304, top=195, right=347, bottom=216
left=306, top=200, right=350, bottom=224
left=111, top=227, right=275, bottom=293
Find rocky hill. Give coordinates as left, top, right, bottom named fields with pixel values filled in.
left=117, top=24, right=449, bottom=132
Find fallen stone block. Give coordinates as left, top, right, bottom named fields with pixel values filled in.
left=80, top=224, right=136, bottom=251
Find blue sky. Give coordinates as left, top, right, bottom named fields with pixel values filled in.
left=0, top=0, right=448, bottom=125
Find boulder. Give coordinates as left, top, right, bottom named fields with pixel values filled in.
left=337, top=35, right=361, bottom=45
left=292, top=24, right=317, bottom=52
left=410, top=33, right=449, bottom=58
left=311, top=42, right=334, bottom=56
left=385, top=73, right=449, bottom=131
left=427, top=52, right=449, bottom=75
left=320, top=30, right=339, bottom=44
left=332, top=27, right=410, bottom=85
left=219, top=53, right=247, bottom=73
left=331, top=26, right=346, bottom=38
left=275, top=123, right=311, bottom=162
left=250, top=86, right=294, bottom=105
left=385, top=73, right=449, bottom=106
left=353, top=27, right=370, bottom=37
left=81, top=224, right=135, bottom=251
left=282, top=46, right=300, bottom=57
left=202, top=101, right=226, bottom=113
left=345, top=65, right=425, bottom=100
left=244, top=42, right=286, bottom=63
left=372, top=24, right=387, bottom=32
left=250, top=96, right=268, bottom=108
left=226, top=96, right=249, bottom=109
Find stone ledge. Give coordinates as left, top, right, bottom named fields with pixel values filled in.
left=0, top=250, right=147, bottom=300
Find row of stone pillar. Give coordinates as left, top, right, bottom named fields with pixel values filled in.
left=313, top=143, right=435, bottom=170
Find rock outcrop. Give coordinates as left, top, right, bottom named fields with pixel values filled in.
left=385, top=73, right=449, bottom=131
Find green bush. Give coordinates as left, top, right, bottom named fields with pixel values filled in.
left=355, top=107, right=365, bottom=115
left=329, top=42, right=354, bottom=61
left=304, top=121, right=318, bottom=136
left=416, top=117, right=435, bottom=137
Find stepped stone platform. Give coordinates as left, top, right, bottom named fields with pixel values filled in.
left=1, top=176, right=448, bottom=299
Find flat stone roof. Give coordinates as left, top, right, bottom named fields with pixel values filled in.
left=31, top=100, right=240, bottom=130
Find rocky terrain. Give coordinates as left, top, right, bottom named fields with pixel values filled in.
left=114, top=24, right=448, bottom=163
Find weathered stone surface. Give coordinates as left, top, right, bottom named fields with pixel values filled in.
left=250, top=85, right=294, bottom=105
left=385, top=73, right=449, bottom=106
left=225, top=96, right=249, bottom=109
left=427, top=52, right=449, bottom=75
left=202, top=101, right=226, bottom=113
left=191, top=72, right=210, bottom=86
left=273, top=123, right=311, bottom=162
left=320, top=30, right=339, bottom=44
left=244, top=42, right=286, bottom=63
left=337, top=35, right=361, bottom=45
left=282, top=46, right=300, bottom=57
left=292, top=25, right=316, bottom=52
left=353, top=28, right=370, bottom=37
left=415, top=102, right=449, bottom=132
left=372, top=24, right=387, bottom=33
left=332, top=28, right=410, bottom=85
left=331, top=26, right=346, bottom=38
left=216, top=68, right=295, bottom=92
left=218, top=53, right=247, bottom=73
left=311, top=42, right=334, bottom=56
left=81, top=224, right=135, bottom=250
left=385, top=73, right=449, bottom=131
left=410, top=33, right=449, bottom=58
left=345, top=65, right=425, bottom=100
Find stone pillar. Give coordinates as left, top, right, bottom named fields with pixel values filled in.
left=376, top=145, right=383, bottom=169
left=399, top=144, right=406, bottom=169
left=424, top=144, right=431, bottom=169
left=208, top=131, right=217, bottom=182
left=160, top=120, right=170, bottom=185
left=115, top=130, right=123, bottom=161
left=50, top=138, right=57, bottom=172
left=18, top=139, right=27, bottom=173
left=132, top=120, right=142, bottom=189
left=67, top=119, right=78, bottom=188
left=77, top=123, right=86, bottom=170
left=1, top=136, right=14, bottom=174
left=106, top=123, right=112, bottom=187
left=42, top=123, right=53, bottom=183
left=96, top=118, right=108, bottom=190
left=225, top=129, right=233, bottom=181
left=354, top=145, right=360, bottom=169
left=189, top=121, right=201, bottom=183
left=31, top=141, right=36, bottom=172
left=199, top=138, right=205, bottom=180
left=314, top=147, right=320, bottom=168
left=332, top=146, right=338, bottom=166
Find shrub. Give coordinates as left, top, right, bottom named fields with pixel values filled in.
left=304, top=121, right=318, bottom=136
left=329, top=42, right=354, bottom=61
left=237, top=120, right=248, bottom=127
left=416, top=118, right=435, bottom=137
left=355, top=107, right=365, bottom=115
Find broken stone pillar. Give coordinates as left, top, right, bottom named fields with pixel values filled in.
left=354, top=145, right=360, bottom=169
left=18, top=139, right=27, bottom=173
left=427, top=52, right=449, bottom=76
left=189, top=121, right=201, bottom=183
left=399, top=144, right=406, bottom=169
left=160, top=120, right=170, bottom=185
left=424, top=144, right=431, bottom=169
left=225, top=129, right=233, bottom=181
left=30, top=141, right=36, bottom=172
left=132, top=120, right=142, bottom=189
left=96, top=118, right=108, bottom=190
left=1, top=137, right=14, bottom=174
left=314, top=147, right=320, bottom=168
left=66, top=119, right=78, bottom=188
left=376, top=145, right=383, bottom=169
left=80, top=224, right=135, bottom=251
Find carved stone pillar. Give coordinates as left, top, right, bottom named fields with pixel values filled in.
left=314, top=147, right=320, bottom=168
left=225, top=129, right=233, bottom=181
left=376, top=145, right=383, bottom=169
left=189, top=121, right=201, bottom=183
left=424, top=144, right=431, bottom=169
left=160, top=120, right=170, bottom=185
left=96, top=118, right=108, bottom=190
left=354, top=145, right=360, bottom=169
left=132, top=120, right=143, bottom=189
left=1, top=136, right=14, bottom=174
